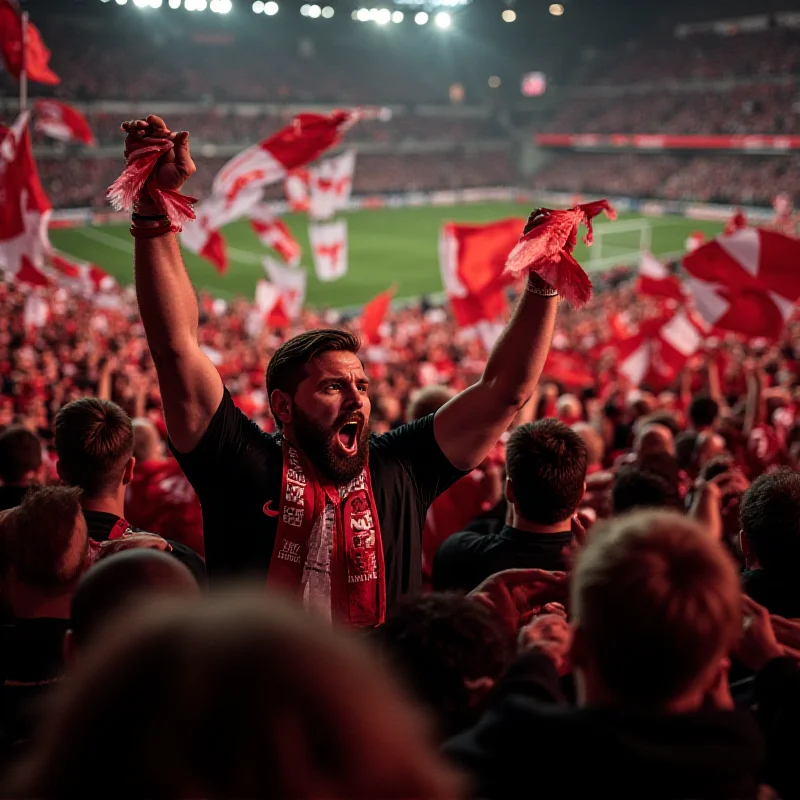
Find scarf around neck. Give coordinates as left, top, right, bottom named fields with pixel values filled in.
left=267, top=437, right=386, bottom=627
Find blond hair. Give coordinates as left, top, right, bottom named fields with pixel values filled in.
left=572, top=511, right=740, bottom=706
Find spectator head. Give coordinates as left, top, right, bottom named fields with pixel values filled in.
left=634, top=423, right=675, bottom=459
left=693, top=431, right=727, bottom=471
left=571, top=423, right=605, bottom=470
left=556, top=394, right=582, bottom=425
left=55, top=399, right=134, bottom=500
left=10, top=590, right=462, bottom=800
left=570, top=511, right=740, bottom=710
left=0, top=426, right=44, bottom=486
left=688, top=395, right=720, bottom=432
left=65, top=550, right=200, bottom=664
left=407, top=385, right=455, bottom=422
left=131, top=418, right=163, bottom=463
left=611, top=465, right=680, bottom=515
left=675, top=431, right=700, bottom=472
left=266, top=329, right=370, bottom=485
left=378, top=593, right=514, bottom=739
left=740, top=469, right=800, bottom=575
left=505, top=420, right=587, bottom=527
left=6, top=486, right=88, bottom=609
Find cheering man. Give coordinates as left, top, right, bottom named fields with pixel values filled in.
left=125, top=115, right=558, bottom=626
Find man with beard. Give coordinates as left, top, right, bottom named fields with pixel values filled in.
left=124, top=115, right=559, bottom=626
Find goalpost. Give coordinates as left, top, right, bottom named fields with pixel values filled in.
left=590, top=218, right=653, bottom=271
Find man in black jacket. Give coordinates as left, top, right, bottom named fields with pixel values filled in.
left=445, top=511, right=774, bottom=799
left=433, top=420, right=586, bottom=592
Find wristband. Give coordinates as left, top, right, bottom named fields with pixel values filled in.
left=526, top=273, right=559, bottom=298
left=130, top=223, right=172, bottom=239
left=132, top=212, right=168, bottom=222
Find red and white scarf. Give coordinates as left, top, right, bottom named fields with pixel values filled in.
left=267, top=439, right=386, bottom=627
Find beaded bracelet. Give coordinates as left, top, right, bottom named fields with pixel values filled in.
left=130, top=223, right=172, bottom=239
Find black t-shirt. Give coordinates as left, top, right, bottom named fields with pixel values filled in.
left=172, top=389, right=467, bottom=605
left=0, top=485, right=31, bottom=512
left=433, top=525, right=575, bottom=593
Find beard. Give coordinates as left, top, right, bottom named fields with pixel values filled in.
left=292, top=405, right=370, bottom=486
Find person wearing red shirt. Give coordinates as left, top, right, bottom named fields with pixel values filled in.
left=125, top=419, right=204, bottom=557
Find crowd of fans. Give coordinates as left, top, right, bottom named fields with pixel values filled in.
left=533, top=153, right=800, bottom=207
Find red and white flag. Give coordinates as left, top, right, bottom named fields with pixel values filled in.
left=261, top=257, right=307, bottom=320
left=50, top=252, right=115, bottom=294
left=34, top=99, right=95, bottom=146
left=637, top=251, right=685, bottom=303
left=212, top=110, right=368, bottom=208
left=618, top=311, right=703, bottom=391
left=254, top=281, right=291, bottom=329
left=284, top=168, right=310, bottom=212
left=360, top=284, right=396, bottom=345
left=309, top=150, right=356, bottom=221
left=0, top=113, right=53, bottom=288
left=181, top=189, right=261, bottom=274
left=439, top=218, right=523, bottom=327
left=683, top=227, right=800, bottom=340
left=249, top=204, right=301, bottom=266
left=0, top=1, right=60, bottom=85
left=685, top=231, right=705, bottom=253
left=309, top=220, right=348, bottom=282
left=23, top=291, right=49, bottom=328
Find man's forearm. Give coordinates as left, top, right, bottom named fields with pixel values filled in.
left=134, top=233, right=199, bottom=356
left=481, top=290, right=558, bottom=410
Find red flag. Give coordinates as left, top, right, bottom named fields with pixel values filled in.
left=0, top=1, right=59, bottom=85
left=504, top=200, right=616, bottom=308
left=724, top=209, right=748, bottom=236
left=34, top=99, right=95, bottom=146
left=542, top=350, right=595, bottom=390
left=213, top=109, right=374, bottom=207
left=683, top=227, right=800, bottom=340
left=249, top=205, right=301, bottom=266
left=261, top=257, right=307, bottom=320
left=309, top=220, right=348, bottom=282
left=284, top=168, right=310, bottom=212
left=618, top=311, right=703, bottom=391
left=0, top=113, right=53, bottom=287
left=255, top=280, right=292, bottom=328
left=51, top=252, right=115, bottom=293
left=439, top=219, right=523, bottom=327
left=308, top=150, right=356, bottom=221
left=361, top=285, right=396, bottom=345
left=637, top=251, right=685, bottom=303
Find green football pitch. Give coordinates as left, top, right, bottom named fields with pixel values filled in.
left=48, top=202, right=726, bottom=309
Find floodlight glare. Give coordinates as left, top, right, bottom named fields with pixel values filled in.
left=414, top=10, right=428, bottom=24
left=434, top=11, right=450, bottom=28
left=391, top=9, right=403, bottom=22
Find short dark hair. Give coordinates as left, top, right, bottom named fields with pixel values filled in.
left=612, top=466, right=680, bottom=515
left=0, top=426, right=42, bottom=484
left=70, top=550, right=198, bottom=649
left=688, top=396, right=719, bottom=429
left=9, top=486, right=87, bottom=589
left=55, top=399, right=133, bottom=497
left=266, top=329, right=361, bottom=427
left=377, top=593, right=514, bottom=738
left=675, top=431, right=699, bottom=471
left=506, top=419, right=587, bottom=524
left=740, top=469, right=800, bottom=574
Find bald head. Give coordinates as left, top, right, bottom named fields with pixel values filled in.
left=572, top=423, right=604, bottom=468
left=634, top=424, right=675, bottom=459
left=407, top=385, right=455, bottom=422
left=69, top=550, right=199, bottom=652
left=132, top=418, right=162, bottom=463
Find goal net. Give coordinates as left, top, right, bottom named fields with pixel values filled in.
left=588, top=218, right=652, bottom=272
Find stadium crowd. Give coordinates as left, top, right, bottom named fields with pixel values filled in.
left=533, top=153, right=800, bottom=207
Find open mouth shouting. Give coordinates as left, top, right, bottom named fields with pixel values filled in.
left=335, top=418, right=363, bottom=456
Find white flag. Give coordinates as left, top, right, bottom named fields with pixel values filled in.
left=309, top=150, right=356, bottom=221
left=309, top=220, right=348, bottom=282
left=262, top=257, right=307, bottom=319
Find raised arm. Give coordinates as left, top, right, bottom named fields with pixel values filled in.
left=434, top=280, right=558, bottom=471
left=126, top=116, right=223, bottom=453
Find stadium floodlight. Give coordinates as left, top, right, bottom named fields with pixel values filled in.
left=356, top=7, right=370, bottom=20
left=488, top=75, right=501, bottom=88
left=549, top=3, right=564, bottom=15
left=368, top=7, right=378, bottom=19
left=264, top=0, right=278, bottom=13
left=101, top=0, right=111, bottom=4
left=322, top=5, right=334, bottom=17
left=375, top=7, right=391, bottom=24
left=300, top=3, right=309, bottom=14
left=168, top=0, right=180, bottom=6
left=149, top=0, right=163, bottom=6
left=414, top=10, right=427, bottom=24
left=434, top=11, right=450, bottom=28
left=391, top=9, right=403, bottom=22
left=252, top=0, right=263, bottom=9
left=308, top=4, right=321, bottom=17
left=133, top=0, right=148, bottom=6
left=216, top=0, right=232, bottom=12
left=502, top=9, right=515, bottom=22
left=196, top=0, right=207, bottom=9
left=115, top=0, right=127, bottom=5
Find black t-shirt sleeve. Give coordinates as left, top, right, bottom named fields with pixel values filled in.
left=370, top=414, right=469, bottom=508
left=169, top=388, right=273, bottom=497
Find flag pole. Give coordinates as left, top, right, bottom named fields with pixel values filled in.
left=20, top=10, right=29, bottom=111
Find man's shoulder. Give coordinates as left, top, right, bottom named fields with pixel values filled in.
left=439, top=528, right=496, bottom=558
